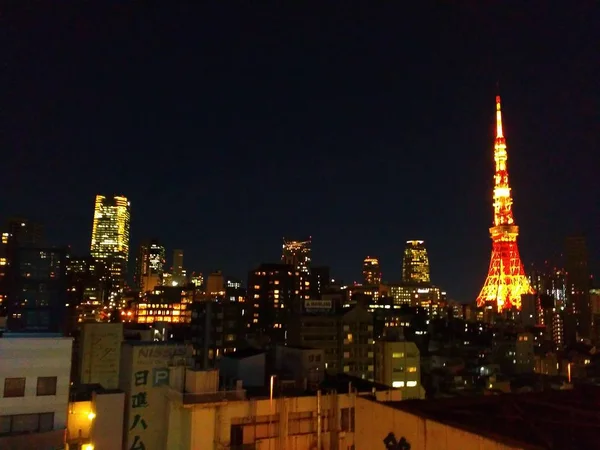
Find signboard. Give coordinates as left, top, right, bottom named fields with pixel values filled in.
left=304, top=299, right=333, bottom=312
left=125, top=344, right=189, bottom=450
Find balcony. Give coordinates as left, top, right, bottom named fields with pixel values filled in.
left=168, top=388, right=247, bottom=406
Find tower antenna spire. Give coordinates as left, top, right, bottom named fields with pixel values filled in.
left=475, top=93, right=532, bottom=312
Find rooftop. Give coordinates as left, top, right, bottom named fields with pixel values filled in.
left=223, top=348, right=266, bottom=360
left=70, top=384, right=123, bottom=402
left=0, top=332, right=66, bottom=339
left=386, top=386, right=600, bottom=449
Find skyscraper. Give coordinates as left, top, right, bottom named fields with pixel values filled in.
left=282, top=237, right=311, bottom=273
left=565, top=236, right=591, bottom=339
left=363, top=256, right=381, bottom=285
left=90, top=195, right=131, bottom=302
left=402, top=240, right=430, bottom=284
left=476, top=96, right=531, bottom=311
left=135, top=239, right=165, bottom=292
left=171, top=249, right=186, bottom=285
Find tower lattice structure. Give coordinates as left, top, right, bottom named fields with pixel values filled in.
left=476, top=95, right=532, bottom=311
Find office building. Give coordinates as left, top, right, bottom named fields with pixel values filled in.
left=308, top=266, right=330, bottom=299
left=288, top=298, right=341, bottom=372
left=133, top=286, right=194, bottom=325
left=341, top=303, right=375, bottom=380
left=247, top=263, right=309, bottom=344
left=402, top=240, right=430, bottom=284
left=4, top=246, right=68, bottom=333
left=565, top=236, right=592, bottom=339
left=171, top=249, right=186, bottom=285
left=135, top=239, right=166, bottom=293
left=89, top=194, right=131, bottom=304
left=374, top=340, right=425, bottom=400
left=190, top=298, right=246, bottom=369
left=205, top=270, right=225, bottom=295
left=362, top=256, right=381, bottom=285
left=0, top=334, right=73, bottom=450
left=282, top=237, right=311, bottom=273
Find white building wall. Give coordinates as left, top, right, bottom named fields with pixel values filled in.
left=0, top=337, right=73, bottom=431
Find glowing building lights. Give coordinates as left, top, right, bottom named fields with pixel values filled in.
left=402, top=240, right=430, bottom=284
left=476, top=96, right=532, bottom=312
left=362, top=256, right=381, bottom=285
left=281, top=237, right=311, bottom=273
left=90, top=195, right=131, bottom=299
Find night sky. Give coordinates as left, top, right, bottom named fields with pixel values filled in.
left=3, top=4, right=599, bottom=302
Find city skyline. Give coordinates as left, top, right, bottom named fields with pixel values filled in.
left=3, top=4, right=598, bottom=301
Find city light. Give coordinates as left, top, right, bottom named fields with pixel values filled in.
left=476, top=96, right=533, bottom=311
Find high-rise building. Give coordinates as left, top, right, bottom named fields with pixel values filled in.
left=171, top=249, right=186, bottom=285
left=402, top=240, right=430, bottom=284
left=1, top=219, right=45, bottom=314
left=476, top=96, right=532, bottom=311
left=4, top=246, right=68, bottom=332
left=90, top=194, right=131, bottom=303
left=135, top=239, right=165, bottom=292
left=565, top=236, right=592, bottom=339
left=309, top=266, right=330, bottom=299
left=282, top=237, right=311, bottom=273
left=248, top=263, right=309, bottom=344
left=362, top=256, right=381, bottom=285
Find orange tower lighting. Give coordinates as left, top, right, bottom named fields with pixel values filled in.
left=476, top=95, right=532, bottom=311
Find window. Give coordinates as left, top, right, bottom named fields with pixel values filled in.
left=392, top=352, right=404, bottom=358
left=0, top=416, right=10, bottom=434
left=39, top=413, right=54, bottom=432
left=4, top=378, right=25, bottom=398
left=37, top=377, right=57, bottom=396
left=341, top=408, right=355, bottom=432
left=0, top=413, right=54, bottom=435
left=11, top=414, right=40, bottom=433
left=407, top=367, right=417, bottom=373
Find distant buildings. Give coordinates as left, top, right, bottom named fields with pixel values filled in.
left=402, top=240, right=430, bottom=284
left=1, top=218, right=68, bottom=333
left=89, top=195, right=131, bottom=304
left=282, top=237, right=311, bottom=273
left=248, top=263, right=310, bottom=344
left=375, top=340, right=425, bottom=399
left=135, top=239, right=165, bottom=292
left=362, top=256, right=381, bottom=285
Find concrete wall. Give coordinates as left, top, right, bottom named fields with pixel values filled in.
left=354, top=396, right=522, bottom=450
left=92, top=391, right=125, bottom=450
left=0, top=337, right=72, bottom=431
left=79, top=322, right=123, bottom=389
left=167, top=392, right=358, bottom=450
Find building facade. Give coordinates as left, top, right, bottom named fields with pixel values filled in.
left=0, top=335, right=73, bottom=450
left=402, top=240, right=431, bottom=284
left=89, top=194, right=131, bottom=305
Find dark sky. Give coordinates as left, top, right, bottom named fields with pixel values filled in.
left=3, top=3, right=599, bottom=301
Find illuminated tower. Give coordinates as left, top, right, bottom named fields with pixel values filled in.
left=402, top=240, right=430, bottom=284
left=90, top=195, right=131, bottom=302
left=362, top=256, right=381, bottom=285
left=282, top=237, right=311, bottom=274
left=135, top=239, right=165, bottom=292
left=476, top=96, right=532, bottom=312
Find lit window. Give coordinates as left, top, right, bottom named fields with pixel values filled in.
left=392, top=353, right=404, bottom=358
left=406, top=381, right=417, bottom=387
left=392, top=381, right=404, bottom=387
left=407, top=367, right=417, bottom=373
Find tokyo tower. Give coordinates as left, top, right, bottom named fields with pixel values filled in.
left=476, top=95, right=532, bottom=311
